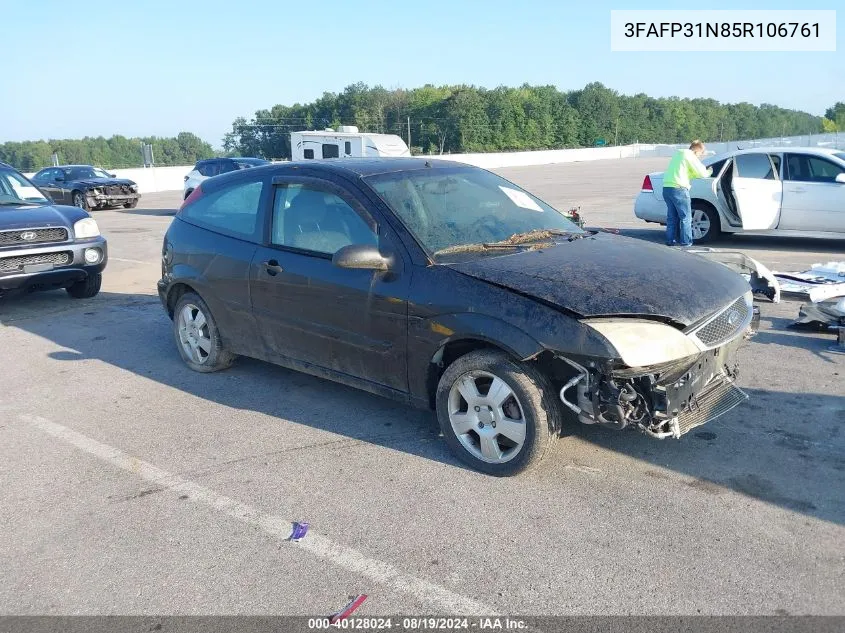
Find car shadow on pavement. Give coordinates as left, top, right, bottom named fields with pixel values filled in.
left=117, top=207, right=178, bottom=217
left=4, top=290, right=844, bottom=525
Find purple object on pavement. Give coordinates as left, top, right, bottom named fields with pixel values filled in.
left=289, top=521, right=309, bottom=541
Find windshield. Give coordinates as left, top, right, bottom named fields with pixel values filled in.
left=0, top=169, right=50, bottom=205
left=66, top=166, right=112, bottom=180
left=365, top=167, right=585, bottom=259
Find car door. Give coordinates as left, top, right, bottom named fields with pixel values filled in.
left=249, top=174, right=410, bottom=393
left=33, top=168, right=63, bottom=203
left=724, top=153, right=783, bottom=230
left=780, top=153, right=845, bottom=232
left=175, top=172, right=270, bottom=350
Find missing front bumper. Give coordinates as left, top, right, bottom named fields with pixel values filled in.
left=557, top=335, right=747, bottom=439
left=671, top=373, right=748, bottom=437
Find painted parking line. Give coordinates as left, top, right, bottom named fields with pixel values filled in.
left=110, top=257, right=153, bottom=264
left=24, top=414, right=495, bottom=616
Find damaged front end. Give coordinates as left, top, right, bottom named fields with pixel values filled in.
left=556, top=292, right=754, bottom=439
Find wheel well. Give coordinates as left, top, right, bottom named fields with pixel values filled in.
left=165, top=282, right=195, bottom=319
left=425, top=339, right=511, bottom=409
left=691, top=199, right=720, bottom=218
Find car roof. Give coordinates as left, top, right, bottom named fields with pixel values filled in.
left=729, top=146, right=842, bottom=157
left=267, top=157, right=468, bottom=177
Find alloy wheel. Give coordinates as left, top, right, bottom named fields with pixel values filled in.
left=177, top=303, right=212, bottom=364
left=447, top=370, right=527, bottom=464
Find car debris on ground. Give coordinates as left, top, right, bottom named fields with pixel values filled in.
left=288, top=521, right=309, bottom=542
left=329, top=595, right=368, bottom=623
left=766, top=261, right=845, bottom=332
left=685, top=247, right=782, bottom=303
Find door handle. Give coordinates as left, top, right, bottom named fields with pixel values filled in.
left=262, top=259, right=283, bottom=276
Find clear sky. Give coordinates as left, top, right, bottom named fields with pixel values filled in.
left=2, top=0, right=842, bottom=148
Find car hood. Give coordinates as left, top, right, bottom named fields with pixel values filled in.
left=0, top=204, right=85, bottom=230
left=71, top=178, right=135, bottom=187
left=443, top=232, right=751, bottom=327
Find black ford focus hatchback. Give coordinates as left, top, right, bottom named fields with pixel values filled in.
left=158, top=158, right=753, bottom=476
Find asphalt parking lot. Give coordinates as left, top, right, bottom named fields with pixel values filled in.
left=1, top=157, right=843, bottom=617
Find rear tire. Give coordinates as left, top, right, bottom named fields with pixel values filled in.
left=435, top=349, right=561, bottom=476
left=66, top=273, right=102, bottom=299
left=172, top=292, right=235, bottom=373
left=691, top=203, right=721, bottom=244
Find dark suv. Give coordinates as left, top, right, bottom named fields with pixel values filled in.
left=183, top=157, right=270, bottom=200
left=0, top=162, right=107, bottom=299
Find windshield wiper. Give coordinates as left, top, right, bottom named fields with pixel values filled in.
left=0, top=200, right=44, bottom=206
left=487, top=228, right=585, bottom=246
left=432, top=242, right=523, bottom=257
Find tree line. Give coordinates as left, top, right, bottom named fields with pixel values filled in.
left=223, top=82, right=830, bottom=159
left=0, top=132, right=215, bottom=171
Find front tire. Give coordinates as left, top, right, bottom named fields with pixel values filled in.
left=435, top=349, right=561, bottom=476
left=691, top=203, right=721, bottom=244
left=124, top=200, right=138, bottom=209
left=66, top=273, right=102, bottom=299
left=172, top=292, right=235, bottom=373
left=72, top=191, right=88, bottom=211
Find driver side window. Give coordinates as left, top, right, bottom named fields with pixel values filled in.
left=271, top=183, right=378, bottom=256
left=35, top=168, right=57, bottom=183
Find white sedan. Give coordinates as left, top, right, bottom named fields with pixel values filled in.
left=633, top=147, right=845, bottom=242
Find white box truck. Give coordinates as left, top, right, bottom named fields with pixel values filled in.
left=290, top=126, right=410, bottom=161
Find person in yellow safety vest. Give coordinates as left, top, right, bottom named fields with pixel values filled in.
left=662, top=140, right=712, bottom=247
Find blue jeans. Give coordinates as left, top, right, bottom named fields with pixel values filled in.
left=663, top=186, right=692, bottom=246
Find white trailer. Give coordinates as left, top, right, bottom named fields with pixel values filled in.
left=290, top=126, right=410, bottom=161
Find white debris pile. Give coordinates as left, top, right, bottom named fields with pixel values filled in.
left=774, top=262, right=845, bottom=328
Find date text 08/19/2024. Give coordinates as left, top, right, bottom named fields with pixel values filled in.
left=307, top=617, right=528, bottom=630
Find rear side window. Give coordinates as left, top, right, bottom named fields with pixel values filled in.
left=197, top=161, right=220, bottom=177
left=180, top=178, right=265, bottom=240
left=734, top=154, right=777, bottom=180
left=218, top=160, right=238, bottom=174
left=322, top=144, right=339, bottom=159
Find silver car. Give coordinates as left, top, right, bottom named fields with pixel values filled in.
left=183, top=157, right=270, bottom=200
left=633, top=146, right=845, bottom=243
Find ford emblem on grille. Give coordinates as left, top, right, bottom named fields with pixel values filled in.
left=20, top=231, right=37, bottom=241
left=726, top=309, right=741, bottom=326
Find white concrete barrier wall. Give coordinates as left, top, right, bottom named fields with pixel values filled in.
left=21, top=132, right=844, bottom=194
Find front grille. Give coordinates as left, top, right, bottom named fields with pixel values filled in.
left=0, top=251, right=72, bottom=273
left=692, top=295, right=751, bottom=348
left=0, top=227, right=68, bottom=246
left=677, top=374, right=748, bottom=435
left=105, top=185, right=131, bottom=196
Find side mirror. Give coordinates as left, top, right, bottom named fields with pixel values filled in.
left=332, top=244, right=390, bottom=271
left=109, top=173, right=116, bottom=178
left=836, top=173, right=845, bottom=184
left=54, top=176, right=64, bottom=182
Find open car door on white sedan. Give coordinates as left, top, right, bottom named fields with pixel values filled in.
left=714, top=153, right=783, bottom=231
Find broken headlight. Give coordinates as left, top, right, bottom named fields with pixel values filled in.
left=582, top=319, right=700, bottom=368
